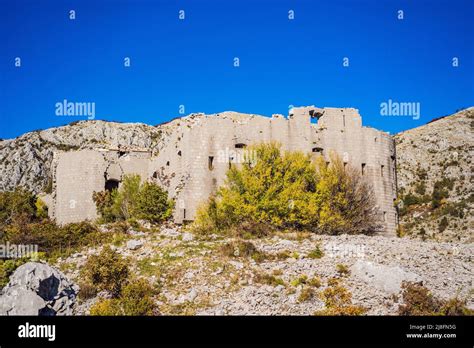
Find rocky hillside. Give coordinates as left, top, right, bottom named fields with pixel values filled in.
left=0, top=112, right=230, bottom=194
left=395, top=108, right=474, bottom=242
left=0, top=121, right=164, bottom=193
left=52, top=225, right=474, bottom=315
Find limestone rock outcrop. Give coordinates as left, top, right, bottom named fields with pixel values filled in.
left=350, top=260, right=421, bottom=294
left=0, top=262, right=78, bottom=315
left=0, top=120, right=163, bottom=194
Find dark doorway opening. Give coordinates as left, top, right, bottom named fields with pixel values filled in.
left=105, top=179, right=120, bottom=191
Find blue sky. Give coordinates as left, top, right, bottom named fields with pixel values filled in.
left=1, top=0, right=473, bottom=139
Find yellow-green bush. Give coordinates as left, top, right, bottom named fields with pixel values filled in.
left=0, top=188, right=37, bottom=229
left=119, top=279, right=157, bottom=315
left=90, top=279, right=156, bottom=316
left=314, top=281, right=366, bottom=316
left=193, top=143, right=380, bottom=236
left=89, top=298, right=121, bottom=316
left=0, top=258, right=28, bottom=288
left=82, top=246, right=129, bottom=297
left=35, top=198, right=49, bottom=219
left=398, top=282, right=472, bottom=316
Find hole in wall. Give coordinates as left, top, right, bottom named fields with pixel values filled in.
left=208, top=156, right=214, bottom=170
left=105, top=179, right=120, bottom=191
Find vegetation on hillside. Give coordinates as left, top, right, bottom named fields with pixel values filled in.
left=82, top=246, right=158, bottom=315
left=398, top=282, right=472, bottom=316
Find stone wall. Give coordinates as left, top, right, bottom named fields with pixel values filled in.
left=51, top=106, right=398, bottom=234
left=51, top=149, right=150, bottom=224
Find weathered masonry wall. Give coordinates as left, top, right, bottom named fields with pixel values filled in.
left=50, top=149, right=150, bottom=224
left=51, top=106, right=398, bottom=235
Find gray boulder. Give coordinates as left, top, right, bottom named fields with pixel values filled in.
left=126, top=239, right=144, bottom=250
left=350, top=260, right=421, bottom=294
left=0, top=262, right=78, bottom=315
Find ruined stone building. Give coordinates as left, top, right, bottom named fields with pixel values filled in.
left=49, top=106, right=398, bottom=235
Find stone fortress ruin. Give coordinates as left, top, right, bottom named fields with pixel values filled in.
left=49, top=106, right=398, bottom=235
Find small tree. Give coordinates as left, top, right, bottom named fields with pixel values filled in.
left=93, top=175, right=173, bottom=224
left=112, top=175, right=141, bottom=220
left=82, top=246, right=129, bottom=297
left=0, top=188, right=37, bottom=227
left=136, top=182, right=174, bottom=223
left=92, top=190, right=117, bottom=223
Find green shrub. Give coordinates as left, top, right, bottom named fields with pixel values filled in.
left=431, top=177, right=454, bottom=209
left=439, top=297, right=473, bottom=316
left=0, top=258, right=29, bottom=289
left=307, top=245, right=324, bottom=259
left=77, top=282, right=97, bottom=300
left=308, top=276, right=322, bottom=288
left=314, top=281, right=366, bottom=316
left=403, top=193, right=421, bottom=207
left=0, top=189, right=109, bottom=259
left=290, top=274, right=308, bottom=287
left=414, top=182, right=426, bottom=196
left=92, top=190, right=116, bottom=223
left=93, top=175, right=173, bottom=224
left=35, top=198, right=49, bottom=219
left=89, top=298, right=121, bottom=315
left=135, top=182, right=174, bottom=223
left=0, top=188, right=37, bottom=228
left=298, top=286, right=315, bottom=302
left=90, top=279, right=156, bottom=316
left=438, top=217, right=449, bottom=233
left=398, top=282, right=443, bottom=315
left=112, top=174, right=141, bottom=221
left=193, top=143, right=380, bottom=236
left=254, top=272, right=285, bottom=287
left=82, top=246, right=129, bottom=297
left=117, top=279, right=157, bottom=315
left=398, top=282, right=472, bottom=316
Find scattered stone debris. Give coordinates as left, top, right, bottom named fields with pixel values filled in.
left=51, top=225, right=473, bottom=316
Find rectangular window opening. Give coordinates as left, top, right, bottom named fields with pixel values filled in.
left=208, top=156, right=214, bottom=170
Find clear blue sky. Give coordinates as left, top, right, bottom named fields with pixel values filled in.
left=1, top=0, right=473, bottom=139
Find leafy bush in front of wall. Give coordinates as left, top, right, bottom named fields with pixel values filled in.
left=193, top=143, right=381, bottom=236
left=93, top=174, right=173, bottom=224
